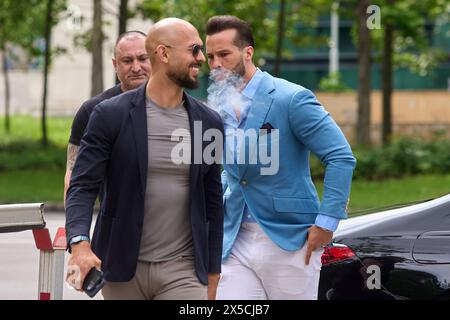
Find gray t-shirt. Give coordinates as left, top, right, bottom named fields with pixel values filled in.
left=138, top=97, right=193, bottom=262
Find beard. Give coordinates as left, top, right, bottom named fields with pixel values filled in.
left=208, top=55, right=246, bottom=84
left=232, top=56, right=246, bottom=77
left=167, top=64, right=200, bottom=90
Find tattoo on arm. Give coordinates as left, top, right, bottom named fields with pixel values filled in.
left=67, top=143, right=80, bottom=170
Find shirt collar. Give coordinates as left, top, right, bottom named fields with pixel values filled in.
left=241, top=68, right=264, bottom=100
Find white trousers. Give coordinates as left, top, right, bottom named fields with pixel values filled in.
left=217, top=222, right=323, bottom=300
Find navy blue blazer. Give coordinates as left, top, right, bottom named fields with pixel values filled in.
left=66, top=83, right=224, bottom=285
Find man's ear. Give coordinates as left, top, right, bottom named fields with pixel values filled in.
left=155, top=45, right=170, bottom=64
left=112, top=57, right=117, bottom=70
left=244, top=46, right=254, bottom=63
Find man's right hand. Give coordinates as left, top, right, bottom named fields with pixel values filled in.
left=66, top=241, right=102, bottom=291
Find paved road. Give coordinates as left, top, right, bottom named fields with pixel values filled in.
left=0, top=212, right=101, bottom=300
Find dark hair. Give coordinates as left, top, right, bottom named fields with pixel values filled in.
left=114, top=30, right=147, bottom=56
left=206, top=15, right=254, bottom=49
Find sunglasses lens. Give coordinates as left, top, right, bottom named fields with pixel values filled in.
left=192, top=44, right=203, bottom=57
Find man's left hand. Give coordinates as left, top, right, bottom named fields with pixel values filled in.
left=207, top=273, right=221, bottom=300
left=305, top=225, right=333, bottom=266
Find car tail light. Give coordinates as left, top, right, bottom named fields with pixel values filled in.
left=321, top=243, right=356, bottom=265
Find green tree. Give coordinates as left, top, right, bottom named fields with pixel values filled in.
left=0, top=0, right=40, bottom=133
left=0, top=1, right=16, bottom=133
left=337, top=0, right=448, bottom=146
left=0, top=0, right=66, bottom=144
left=325, top=0, right=376, bottom=146
left=274, top=0, right=287, bottom=77
left=356, top=0, right=373, bottom=146
left=42, top=0, right=54, bottom=147
left=371, top=0, right=449, bottom=145
left=41, top=0, right=67, bottom=147
left=135, top=0, right=332, bottom=67
left=91, top=0, right=104, bottom=97
left=116, top=0, right=130, bottom=85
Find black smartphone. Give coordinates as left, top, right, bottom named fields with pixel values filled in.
left=82, top=267, right=106, bottom=298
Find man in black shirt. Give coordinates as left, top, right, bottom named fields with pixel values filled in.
left=64, top=31, right=151, bottom=204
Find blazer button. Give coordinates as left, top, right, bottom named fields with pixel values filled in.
left=241, top=180, right=247, bottom=186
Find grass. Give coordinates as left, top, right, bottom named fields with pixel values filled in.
left=315, top=174, right=450, bottom=216
left=1, top=169, right=448, bottom=212
left=0, top=116, right=69, bottom=172
left=0, top=116, right=449, bottom=212
left=0, top=116, right=69, bottom=205
left=347, top=175, right=450, bottom=212
left=0, top=115, right=71, bottom=147
left=0, top=169, right=64, bottom=203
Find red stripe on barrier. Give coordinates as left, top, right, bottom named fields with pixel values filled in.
left=40, top=292, right=51, bottom=300
left=53, top=227, right=67, bottom=250
left=32, top=228, right=53, bottom=251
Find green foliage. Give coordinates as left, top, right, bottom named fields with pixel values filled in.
left=3, top=116, right=449, bottom=182
left=135, top=0, right=333, bottom=64
left=0, top=169, right=64, bottom=203
left=368, top=0, right=450, bottom=76
left=0, top=140, right=66, bottom=171
left=0, top=116, right=71, bottom=146
left=1, top=118, right=449, bottom=209
left=0, top=116, right=70, bottom=171
left=343, top=0, right=449, bottom=77
left=72, top=18, right=111, bottom=53
left=343, top=174, right=450, bottom=213
left=318, top=72, right=350, bottom=92
left=395, top=49, right=447, bottom=76
left=0, top=0, right=67, bottom=65
left=311, top=136, right=450, bottom=181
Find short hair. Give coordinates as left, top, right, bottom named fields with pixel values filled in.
left=206, top=15, right=254, bottom=49
left=114, top=30, right=147, bottom=57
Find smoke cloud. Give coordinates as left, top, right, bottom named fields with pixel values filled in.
left=207, top=68, right=245, bottom=120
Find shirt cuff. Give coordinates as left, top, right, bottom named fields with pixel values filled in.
left=315, top=215, right=340, bottom=232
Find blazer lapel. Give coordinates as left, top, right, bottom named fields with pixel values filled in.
left=130, top=85, right=148, bottom=192
left=239, top=73, right=275, bottom=177
left=184, top=94, right=201, bottom=193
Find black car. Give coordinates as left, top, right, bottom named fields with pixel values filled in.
left=318, top=194, right=450, bottom=300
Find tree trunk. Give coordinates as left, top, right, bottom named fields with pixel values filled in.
left=119, top=0, right=128, bottom=36
left=356, top=0, right=372, bottom=146
left=1, top=44, right=11, bottom=133
left=91, top=0, right=104, bottom=97
left=274, top=0, right=286, bottom=77
left=382, top=7, right=393, bottom=146
left=116, top=0, right=128, bottom=84
left=41, top=0, right=54, bottom=147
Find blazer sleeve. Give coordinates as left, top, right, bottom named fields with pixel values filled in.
left=288, top=89, right=356, bottom=220
left=65, top=103, right=114, bottom=242
left=203, top=119, right=225, bottom=274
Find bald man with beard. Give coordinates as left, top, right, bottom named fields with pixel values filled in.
left=65, top=18, right=224, bottom=300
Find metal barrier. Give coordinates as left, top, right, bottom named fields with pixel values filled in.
left=0, top=203, right=67, bottom=300
left=0, top=203, right=46, bottom=233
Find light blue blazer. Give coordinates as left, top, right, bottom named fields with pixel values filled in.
left=222, top=72, right=356, bottom=260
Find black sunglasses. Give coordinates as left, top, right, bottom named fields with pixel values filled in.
left=190, top=44, right=205, bottom=57
left=164, top=44, right=204, bottom=58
